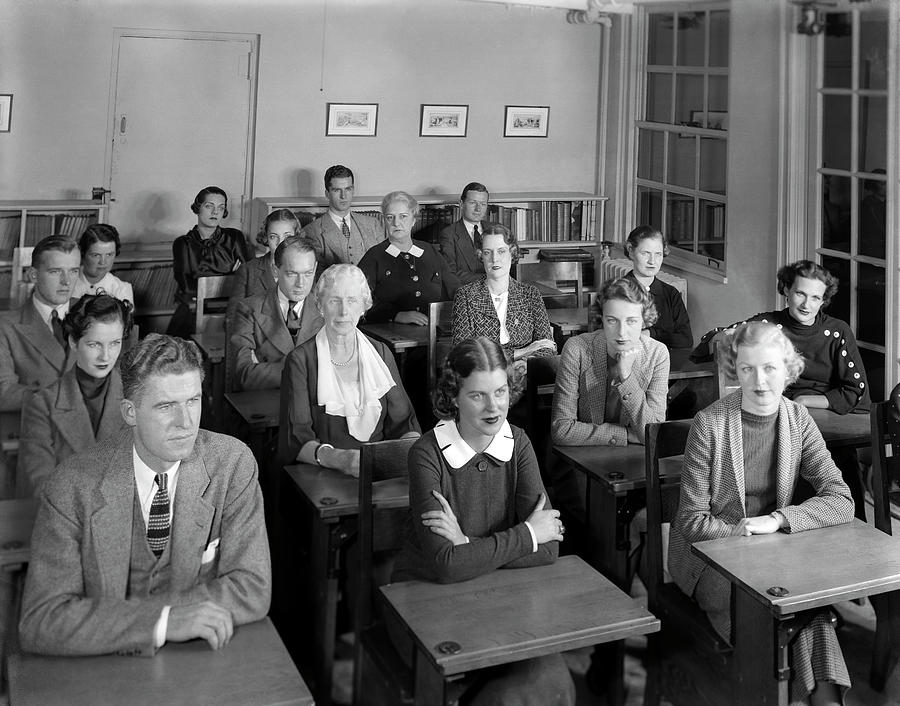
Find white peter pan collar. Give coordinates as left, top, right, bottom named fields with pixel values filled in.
left=385, top=243, right=424, bottom=258
left=433, top=419, right=514, bottom=469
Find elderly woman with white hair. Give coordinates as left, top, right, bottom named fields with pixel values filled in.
left=278, top=263, right=420, bottom=476
left=670, top=322, right=853, bottom=706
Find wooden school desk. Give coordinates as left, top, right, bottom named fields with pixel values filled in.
left=692, top=519, right=900, bottom=706
left=382, top=554, right=660, bottom=706
left=284, top=462, right=408, bottom=706
left=192, top=330, right=226, bottom=428
left=225, top=388, right=279, bottom=461
left=358, top=322, right=428, bottom=378
left=8, top=617, right=312, bottom=706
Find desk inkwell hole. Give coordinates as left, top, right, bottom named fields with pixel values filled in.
left=320, top=496, right=338, bottom=506
left=767, top=586, right=789, bottom=597
left=436, top=641, right=461, bottom=655
left=606, top=471, right=625, bottom=480
left=2, top=540, right=23, bottom=551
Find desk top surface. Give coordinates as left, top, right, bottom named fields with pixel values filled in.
left=192, top=331, right=226, bottom=361
left=225, top=389, right=279, bottom=429
left=359, top=322, right=429, bottom=352
left=0, top=498, right=38, bottom=568
left=693, top=519, right=900, bottom=617
left=553, top=444, right=682, bottom=492
left=807, top=407, right=870, bottom=448
left=285, top=463, right=409, bottom=519
left=668, top=348, right=715, bottom=380
left=8, top=618, right=312, bottom=706
left=381, top=554, right=659, bottom=676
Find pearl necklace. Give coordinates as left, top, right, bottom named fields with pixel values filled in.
left=330, top=355, right=355, bottom=367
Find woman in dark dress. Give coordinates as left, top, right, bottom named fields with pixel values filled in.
left=167, top=185, right=248, bottom=337
left=393, top=337, right=572, bottom=706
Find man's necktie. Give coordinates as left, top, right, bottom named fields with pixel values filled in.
left=473, top=224, right=482, bottom=251
left=341, top=218, right=351, bottom=240
left=50, top=309, right=66, bottom=350
left=287, top=300, right=301, bottom=335
left=147, top=473, right=170, bottom=558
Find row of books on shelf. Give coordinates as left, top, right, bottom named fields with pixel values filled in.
left=114, top=264, right=179, bottom=312
left=0, top=212, right=99, bottom=257
left=488, top=201, right=597, bottom=243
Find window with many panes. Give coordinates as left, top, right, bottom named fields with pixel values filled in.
left=636, top=7, right=729, bottom=269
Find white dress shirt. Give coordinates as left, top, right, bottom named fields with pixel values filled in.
left=31, top=295, right=70, bottom=333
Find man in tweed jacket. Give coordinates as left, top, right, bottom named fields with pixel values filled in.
left=20, top=334, right=271, bottom=656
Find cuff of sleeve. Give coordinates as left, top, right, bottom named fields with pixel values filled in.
left=824, top=389, right=850, bottom=414
left=524, top=521, right=538, bottom=553
left=154, top=606, right=171, bottom=649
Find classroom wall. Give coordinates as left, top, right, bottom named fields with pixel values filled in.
left=0, top=0, right=602, bottom=202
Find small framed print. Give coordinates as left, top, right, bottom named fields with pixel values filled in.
left=503, top=105, right=549, bottom=138
left=0, top=95, right=12, bottom=132
left=419, top=104, right=468, bottom=137
left=326, top=103, right=378, bottom=137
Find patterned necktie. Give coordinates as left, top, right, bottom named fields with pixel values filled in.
left=147, top=473, right=170, bottom=558
left=50, top=309, right=66, bottom=350
left=341, top=217, right=351, bottom=240
left=473, top=224, right=482, bottom=251
left=287, top=300, right=301, bottom=335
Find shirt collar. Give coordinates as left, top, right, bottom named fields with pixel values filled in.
left=133, top=445, right=181, bottom=501
left=385, top=242, right=424, bottom=259
left=462, top=219, right=481, bottom=237
left=277, top=286, right=304, bottom=311
left=433, top=418, right=514, bottom=469
left=31, top=295, right=69, bottom=327
left=329, top=210, right=351, bottom=229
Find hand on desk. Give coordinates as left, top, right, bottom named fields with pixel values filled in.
left=327, top=447, right=361, bottom=478
left=526, top=493, right=564, bottom=544
left=394, top=310, right=428, bottom=326
left=167, top=601, right=234, bottom=650
left=731, top=514, right=781, bottom=537
left=422, top=490, right=467, bottom=546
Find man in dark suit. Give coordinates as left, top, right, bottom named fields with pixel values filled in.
left=299, top=164, right=383, bottom=268
left=19, top=334, right=271, bottom=656
left=439, top=182, right=489, bottom=284
left=0, top=234, right=80, bottom=413
left=229, top=236, right=324, bottom=390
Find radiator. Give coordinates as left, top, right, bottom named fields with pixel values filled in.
left=599, top=258, right=687, bottom=305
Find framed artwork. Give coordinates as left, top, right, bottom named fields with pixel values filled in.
left=0, top=95, right=12, bottom=132
left=503, top=105, right=549, bottom=138
left=689, top=110, right=728, bottom=131
left=419, top=104, right=468, bottom=137
left=326, top=103, right=378, bottom=137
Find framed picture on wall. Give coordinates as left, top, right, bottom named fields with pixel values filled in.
left=419, top=104, right=468, bottom=137
left=0, top=95, right=12, bottom=132
left=503, top=105, right=549, bottom=138
left=326, top=103, right=378, bottom=136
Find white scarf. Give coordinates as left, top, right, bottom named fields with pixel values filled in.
left=315, top=328, right=396, bottom=441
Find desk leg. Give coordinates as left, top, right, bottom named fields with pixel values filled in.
left=587, top=483, right=631, bottom=591
left=414, top=649, right=446, bottom=706
left=734, top=588, right=787, bottom=706
left=311, top=518, right=342, bottom=706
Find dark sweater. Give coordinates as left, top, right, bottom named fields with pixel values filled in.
left=626, top=271, right=693, bottom=349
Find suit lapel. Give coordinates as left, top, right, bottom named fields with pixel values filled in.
left=774, top=398, right=796, bottom=508
left=16, top=299, right=67, bottom=371
left=297, top=295, right=324, bottom=345
left=170, top=450, right=214, bottom=589
left=52, top=369, right=95, bottom=452
left=506, top=279, right=527, bottom=333
left=255, top=254, right=275, bottom=293
left=727, top=392, right=747, bottom=512
left=261, top=288, right=295, bottom=356
left=456, top=222, right=478, bottom=271
left=473, top=280, right=500, bottom=339
left=588, top=333, right=608, bottom=425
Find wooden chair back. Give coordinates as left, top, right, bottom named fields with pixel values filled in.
left=10, top=247, right=35, bottom=305
left=526, top=355, right=560, bottom=480
left=194, top=275, right=233, bottom=334
left=711, top=329, right=739, bottom=398
left=427, top=301, right=453, bottom=391
left=644, top=421, right=732, bottom=706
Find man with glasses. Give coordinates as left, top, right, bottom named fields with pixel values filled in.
left=439, top=182, right=489, bottom=284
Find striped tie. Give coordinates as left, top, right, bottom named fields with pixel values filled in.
left=341, top=217, right=351, bottom=239
left=147, top=473, right=170, bottom=558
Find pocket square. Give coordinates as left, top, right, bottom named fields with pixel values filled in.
left=201, top=537, right=220, bottom=564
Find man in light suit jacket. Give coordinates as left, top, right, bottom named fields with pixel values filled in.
left=439, top=182, right=489, bottom=284
left=19, top=334, right=271, bottom=657
left=0, top=234, right=80, bottom=412
left=230, top=236, right=324, bottom=391
left=299, top=164, right=383, bottom=267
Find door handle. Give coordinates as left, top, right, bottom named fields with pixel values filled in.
left=120, top=115, right=126, bottom=134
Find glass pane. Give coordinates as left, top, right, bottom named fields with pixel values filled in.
left=821, top=94, right=851, bottom=171
left=648, top=13, right=674, bottom=65
left=822, top=174, right=851, bottom=252
left=858, top=95, right=887, bottom=174
left=709, top=11, right=729, bottom=67
left=668, top=135, right=695, bottom=189
left=857, top=262, right=885, bottom=346
left=859, top=9, right=888, bottom=90
left=675, top=74, right=704, bottom=126
left=638, top=130, right=665, bottom=182
left=667, top=194, right=694, bottom=252
left=646, top=73, right=672, bottom=123
left=858, top=174, right=886, bottom=259
left=708, top=76, right=728, bottom=114
left=699, top=138, right=726, bottom=194
left=699, top=200, right=726, bottom=261
left=860, top=348, right=884, bottom=402
left=676, top=12, right=705, bottom=67
left=637, top=186, right=663, bottom=228
left=820, top=255, right=850, bottom=324
left=823, top=14, right=852, bottom=89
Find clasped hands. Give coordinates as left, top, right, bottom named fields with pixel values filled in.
left=421, top=490, right=564, bottom=546
left=609, top=346, right=638, bottom=383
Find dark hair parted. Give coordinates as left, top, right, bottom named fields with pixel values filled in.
left=598, top=277, right=658, bottom=328
left=32, top=234, right=78, bottom=269
left=325, top=165, right=354, bottom=190
left=274, top=235, right=318, bottom=268
left=625, top=225, right=669, bottom=258
left=478, top=222, right=519, bottom=265
left=256, top=208, right=301, bottom=246
left=717, top=322, right=805, bottom=386
left=432, top=337, right=524, bottom=420
left=120, top=333, right=205, bottom=401
left=460, top=182, right=489, bottom=201
left=190, top=186, right=228, bottom=218
left=776, top=260, right=838, bottom=308
left=63, top=294, right=134, bottom=343
left=78, top=223, right=121, bottom=257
